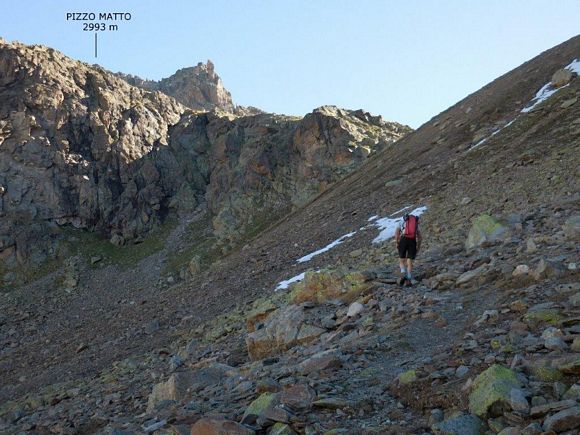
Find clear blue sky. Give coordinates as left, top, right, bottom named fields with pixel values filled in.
left=2, top=0, right=579, bottom=127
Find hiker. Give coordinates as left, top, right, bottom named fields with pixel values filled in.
left=395, top=213, right=421, bottom=286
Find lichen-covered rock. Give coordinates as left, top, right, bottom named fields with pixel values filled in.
left=290, top=268, right=373, bottom=304
left=245, top=305, right=325, bottom=360
left=465, top=215, right=509, bottom=251
left=468, top=365, right=523, bottom=418
left=147, top=366, right=228, bottom=412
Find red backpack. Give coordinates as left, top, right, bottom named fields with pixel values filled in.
left=403, top=214, right=419, bottom=239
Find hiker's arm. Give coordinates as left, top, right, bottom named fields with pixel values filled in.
left=417, top=229, right=422, bottom=252
left=395, top=227, right=400, bottom=247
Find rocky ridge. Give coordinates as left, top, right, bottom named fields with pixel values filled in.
left=0, top=38, right=410, bottom=286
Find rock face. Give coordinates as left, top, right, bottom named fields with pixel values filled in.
left=0, top=40, right=411, bottom=269
left=118, top=60, right=236, bottom=113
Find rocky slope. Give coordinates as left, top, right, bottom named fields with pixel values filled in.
left=0, top=38, right=410, bottom=286
left=0, top=35, right=579, bottom=434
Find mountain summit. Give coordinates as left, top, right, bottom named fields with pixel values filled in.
left=117, top=60, right=238, bottom=112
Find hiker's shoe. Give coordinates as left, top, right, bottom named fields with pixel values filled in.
left=398, top=276, right=406, bottom=286
left=404, top=279, right=413, bottom=287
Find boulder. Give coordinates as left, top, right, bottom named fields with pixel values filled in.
left=534, top=258, right=567, bottom=280
left=432, top=412, right=483, bottom=435
left=297, top=350, right=343, bottom=375
left=147, top=366, right=228, bottom=412
left=245, top=305, right=325, bottom=360
left=190, top=417, right=254, bottom=435
left=465, top=214, right=509, bottom=251
left=562, top=215, right=580, bottom=240
left=290, top=268, right=373, bottom=304
left=241, top=393, right=290, bottom=427
left=551, top=68, right=575, bottom=87
left=543, top=406, right=580, bottom=432
left=346, top=301, right=364, bottom=317
left=468, top=365, right=524, bottom=418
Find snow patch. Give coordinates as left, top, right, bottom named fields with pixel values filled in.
left=521, top=58, right=579, bottom=113
left=469, top=118, right=517, bottom=151
left=297, top=232, right=356, bottom=263
left=372, top=206, right=427, bottom=243
left=367, top=215, right=379, bottom=222
left=275, top=272, right=306, bottom=290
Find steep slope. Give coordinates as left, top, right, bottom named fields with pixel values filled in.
left=0, top=39, right=410, bottom=286
left=0, top=36, right=578, bottom=434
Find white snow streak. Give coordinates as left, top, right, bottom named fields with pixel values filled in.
left=521, top=58, right=579, bottom=113
left=297, top=232, right=356, bottom=263
left=275, top=272, right=306, bottom=290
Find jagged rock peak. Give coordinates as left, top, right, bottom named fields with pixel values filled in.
left=117, top=59, right=236, bottom=113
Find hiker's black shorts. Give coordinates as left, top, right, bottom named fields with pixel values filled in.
left=398, top=237, right=417, bottom=259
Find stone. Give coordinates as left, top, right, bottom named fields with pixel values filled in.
left=279, top=384, right=315, bottom=411
left=561, top=97, right=578, bottom=109
left=190, top=417, right=254, bottom=435
left=110, top=234, right=125, bottom=247
left=398, top=369, right=418, bottom=385
left=290, top=268, right=373, bottom=304
left=543, top=406, right=580, bottom=432
left=497, top=428, right=520, bottom=435
left=534, top=258, right=567, bottom=280
left=246, top=305, right=325, bottom=360
left=188, top=256, right=202, bottom=276
left=465, top=214, right=509, bottom=250
left=241, top=393, right=283, bottom=426
left=456, top=265, right=490, bottom=286
left=507, top=387, right=530, bottom=414
left=347, top=302, right=364, bottom=317
left=147, top=366, right=228, bottom=412
left=512, top=264, right=530, bottom=276
left=526, top=238, right=537, bottom=253
left=562, top=384, right=580, bottom=400
left=298, top=350, right=343, bottom=375
left=468, top=365, right=522, bottom=417
left=456, top=365, right=470, bottom=378
left=268, top=423, right=295, bottom=435
left=431, top=412, right=483, bottom=435
left=544, top=337, right=568, bottom=351
left=524, top=306, right=562, bottom=326
left=530, top=399, right=577, bottom=417
left=551, top=68, right=575, bottom=87
left=521, top=422, right=543, bottom=435
left=562, top=215, right=580, bottom=240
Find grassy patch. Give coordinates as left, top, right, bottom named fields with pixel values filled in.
left=61, top=217, right=177, bottom=269
left=162, top=213, right=220, bottom=276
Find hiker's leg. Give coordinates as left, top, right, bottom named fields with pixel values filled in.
left=399, top=258, right=407, bottom=274
left=406, top=258, right=413, bottom=278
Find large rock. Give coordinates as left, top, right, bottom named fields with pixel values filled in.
left=468, top=365, right=524, bottom=418
left=147, top=366, right=228, bottom=412
left=190, top=417, right=254, bottom=435
left=543, top=406, right=580, bottom=432
left=290, top=268, right=374, bottom=304
left=245, top=305, right=325, bottom=360
left=432, top=412, right=483, bottom=435
left=561, top=215, right=580, bottom=240
left=551, top=68, right=575, bottom=88
left=465, top=215, right=509, bottom=251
